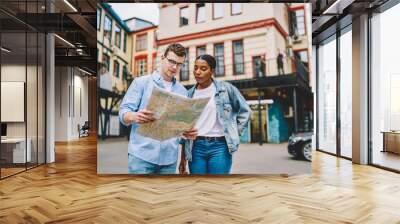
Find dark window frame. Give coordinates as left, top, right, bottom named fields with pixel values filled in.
left=179, top=6, right=189, bottom=27
left=196, top=3, right=206, bottom=24
left=113, top=60, right=120, bottom=78
left=115, top=25, right=121, bottom=48
left=104, top=14, right=112, bottom=41
left=232, top=39, right=244, bottom=75
left=213, top=43, right=225, bottom=77
left=97, top=8, right=102, bottom=31
left=102, top=53, right=110, bottom=71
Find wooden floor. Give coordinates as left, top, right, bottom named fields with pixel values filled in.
left=0, top=135, right=400, bottom=223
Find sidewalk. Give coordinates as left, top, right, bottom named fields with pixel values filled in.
left=232, top=143, right=311, bottom=174
left=97, top=139, right=311, bottom=174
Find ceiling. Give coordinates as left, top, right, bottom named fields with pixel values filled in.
left=312, top=0, right=391, bottom=44
left=0, top=0, right=96, bottom=74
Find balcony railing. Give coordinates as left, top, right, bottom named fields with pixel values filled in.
left=255, top=56, right=309, bottom=82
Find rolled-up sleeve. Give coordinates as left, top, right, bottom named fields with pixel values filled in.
left=119, top=79, right=143, bottom=126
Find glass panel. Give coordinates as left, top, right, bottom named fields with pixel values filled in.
left=113, top=60, right=119, bottom=78
left=340, top=28, right=352, bottom=158
left=123, top=32, right=127, bottom=52
left=371, top=4, right=400, bottom=171
left=1, top=31, right=27, bottom=177
left=27, top=31, right=38, bottom=169
left=196, top=46, right=206, bottom=57
left=180, top=48, right=189, bottom=81
left=115, top=25, right=121, bottom=48
left=233, top=41, right=244, bottom=74
left=214, top=44, right=224, bottom=76
left=136, top=34, right=147, bottom=52
left=38, top=32, right=45, bottom=165
left=317, top=36, right=337, bottom=154
left=97, top=8, right=101, bottom=31
left=213, top=4, right=224, bottom=19
left=136, top=59, right=147, bottom=76
left=180, top=7, right=189, bottom=26
left=196, top=3, right=205, bottom=23
left=231, top=3, right=242, bottom=15
left=295, top=10, right=305, bottom=35
left=104, top=15, right=112, bottom=41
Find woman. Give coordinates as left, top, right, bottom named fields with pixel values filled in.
left=179, top=54, right=251, bottom=174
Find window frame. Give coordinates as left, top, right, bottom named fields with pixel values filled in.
left=104, top=14, right=112, bottom=41
left=231, top=3, right=243, bottom=16
left=213, top=3, right=224, bottom=20
left=179, top=6, right=189, bottom=27
left=294, top=9, right=306, bottom=36
left=123, top=32, right=127, bottom=52
left=97, top=8, right=102, bottom=31
left=196, top=45, right=206, bottom=57
left=232, top=39, right=244, bottom=75
left=135, top=58, right=148, bottom=76
left=213, top=43, right=225, bottom=77
left=115, top=25, right=122, bottom=48
left=102, top=53, right=110, bottom=71
left=136, top=33, right=148, bottom=52
left=180, top=48, right=190, bottom=81
left=196, top=3, right=206, bottom=24
left=293, top=48, right=309, bottom=69
left=113, top=60, right=120, bottom=78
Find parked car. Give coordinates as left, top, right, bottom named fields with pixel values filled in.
left=288, top=132, right=313, bottom=161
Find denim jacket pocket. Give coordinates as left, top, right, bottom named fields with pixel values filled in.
left=223, top=103, right=232, bottom=118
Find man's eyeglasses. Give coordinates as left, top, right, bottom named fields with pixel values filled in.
left=166, top=58, right=184, bottom=68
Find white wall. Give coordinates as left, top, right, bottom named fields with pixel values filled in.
left=54, top=67, right=89, bottom=141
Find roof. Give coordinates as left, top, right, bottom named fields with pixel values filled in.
left=124, top=17, right=155, bottom=27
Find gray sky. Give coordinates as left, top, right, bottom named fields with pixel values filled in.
left=109, top=3, right=159, bottom=25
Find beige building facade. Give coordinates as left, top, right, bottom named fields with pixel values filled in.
left=157, top=3, right=312, bottom=143
left=97, top=3, right=132, bottom=93
left=157, top=3, right=303, bottom=86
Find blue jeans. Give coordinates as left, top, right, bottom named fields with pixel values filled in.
left=128, top=154, right=177, bottom=174
left=189, top=139, right=232, bottom=174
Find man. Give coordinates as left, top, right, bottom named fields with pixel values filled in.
left=277, top=49, right=284, bottom=75
left=119, top=43, right=197, bottom=174
left=255, top=55, right=266, bottom=77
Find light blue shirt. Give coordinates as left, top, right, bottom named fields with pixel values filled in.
left=119, top=71, right=188, bottom=165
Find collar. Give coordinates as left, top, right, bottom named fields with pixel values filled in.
left=188, top=78, right=226, bottom=97
left=152, top=70, right=176, bottom=85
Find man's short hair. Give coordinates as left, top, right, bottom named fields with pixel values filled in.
left=163, top=43, right=186, bottom=58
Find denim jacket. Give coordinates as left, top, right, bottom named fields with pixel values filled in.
left=183, top=79, right=251, bottom=161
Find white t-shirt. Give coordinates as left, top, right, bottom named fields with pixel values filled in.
left=162, top=79, right=173, bottom=92
left=193, top=83, right=224, bottom=137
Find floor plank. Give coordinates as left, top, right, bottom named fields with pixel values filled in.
left=0, top=135, right=399, bottom=223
